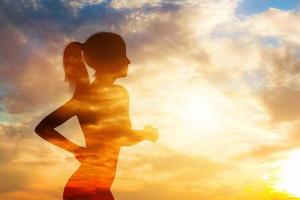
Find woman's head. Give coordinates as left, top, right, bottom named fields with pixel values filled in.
left=63, top=32, right=130, bottom=94
left=82, top=32, right=130, bottom=75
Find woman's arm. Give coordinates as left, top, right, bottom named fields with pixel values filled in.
left=35, top=98, right=83, bottom=154
left=114, top=85, right=159, bottom=146
left=120, top=125, right=159, bottom=146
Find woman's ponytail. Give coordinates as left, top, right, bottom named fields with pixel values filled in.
left=63, top=41, right=89, bottom=96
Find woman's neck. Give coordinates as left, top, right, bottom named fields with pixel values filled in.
left=93, top=73, right=115, bottom=86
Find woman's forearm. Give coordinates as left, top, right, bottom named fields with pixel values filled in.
left=119, top=129, right=145, bottom=146
left=35, top=125, right=82, bottom=154
left=119, top=125, right=158, bottom=146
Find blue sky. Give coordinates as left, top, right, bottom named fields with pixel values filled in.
left=237, top=0, right=300, bottom=16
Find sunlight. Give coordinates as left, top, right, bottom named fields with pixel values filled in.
left=275, top=150, right=300, bottom=197
left=261, top=174, right=270, bottom=181
left=177, top=97, right=218, bottom=132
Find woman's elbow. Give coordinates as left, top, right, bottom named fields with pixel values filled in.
left=35, top=123, right=44, bottom=136
left=35, top=122, right=50, bottom=137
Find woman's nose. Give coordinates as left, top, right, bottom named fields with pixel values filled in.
left=126, top=57, right=131, bottom=64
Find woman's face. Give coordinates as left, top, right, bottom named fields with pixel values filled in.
left=108, top=55, right=131, bottom=78
left=83, top=51, right=131, bottom=78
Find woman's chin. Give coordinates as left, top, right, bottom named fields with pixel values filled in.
left=118, top=72, right=128, bottom=78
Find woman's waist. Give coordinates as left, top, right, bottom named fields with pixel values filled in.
left=78, top=145, right=120, bottom=164
left=84, top=141, right=121, bottom=151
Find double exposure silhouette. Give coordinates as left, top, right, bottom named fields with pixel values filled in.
left=35, top=32, right=159, bottom=200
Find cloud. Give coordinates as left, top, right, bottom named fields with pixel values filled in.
left=0, top=24, right=68, bottom=114
left=0, top=120, right=80, bottom=199
left=257, top=45, right=300, bottom=123
left=2, top=0, right=300, bottom=199
left=0, top=165, right=31, bottom=193
left=245, top=8, right=300, bottom=45
left=234, top=122, right=300, bottom=160
left=261, top=88, right=300, bottom=123
left=111, top=0, right=161, bottom=9
left=112, top=144, right=229, bottom=200
left=63, top=0, right=106, bottom=10
left=0, top=0, right=239, bottom=115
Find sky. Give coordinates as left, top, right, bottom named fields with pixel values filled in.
left=237, top=0, right=300, bottom=15
left=1, top=0, right=300, bottom=199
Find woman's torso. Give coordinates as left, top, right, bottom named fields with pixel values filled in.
left=75, top=84, right=131, bottom=151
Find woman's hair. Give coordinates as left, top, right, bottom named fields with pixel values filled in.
left=63, top=41, right=89, bottom=95
left=63, top=32, right=126, bottom=95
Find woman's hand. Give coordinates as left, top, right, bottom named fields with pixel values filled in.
left=74, top=146, right=88, bottom=163
left=143, top=125, right=159, bottom=142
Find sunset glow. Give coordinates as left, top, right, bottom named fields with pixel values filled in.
left=1, top=0, right=300, bottom=199
left=276, top=150, right=300, bottom=197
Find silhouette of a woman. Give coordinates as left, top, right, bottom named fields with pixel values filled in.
left=35, top=32, right=159, bottom=200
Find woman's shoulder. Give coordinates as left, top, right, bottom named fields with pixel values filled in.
left=113, top=84, right=128, bottom=92
left=112, top=84, right=129, bottom=98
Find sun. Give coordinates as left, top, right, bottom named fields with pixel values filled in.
left=177, top=96, right=218, bottom=132
left=275, top=150, right=300, bottom=197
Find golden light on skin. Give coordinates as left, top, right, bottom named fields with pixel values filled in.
left=275, top=150, right=300, bottom=197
